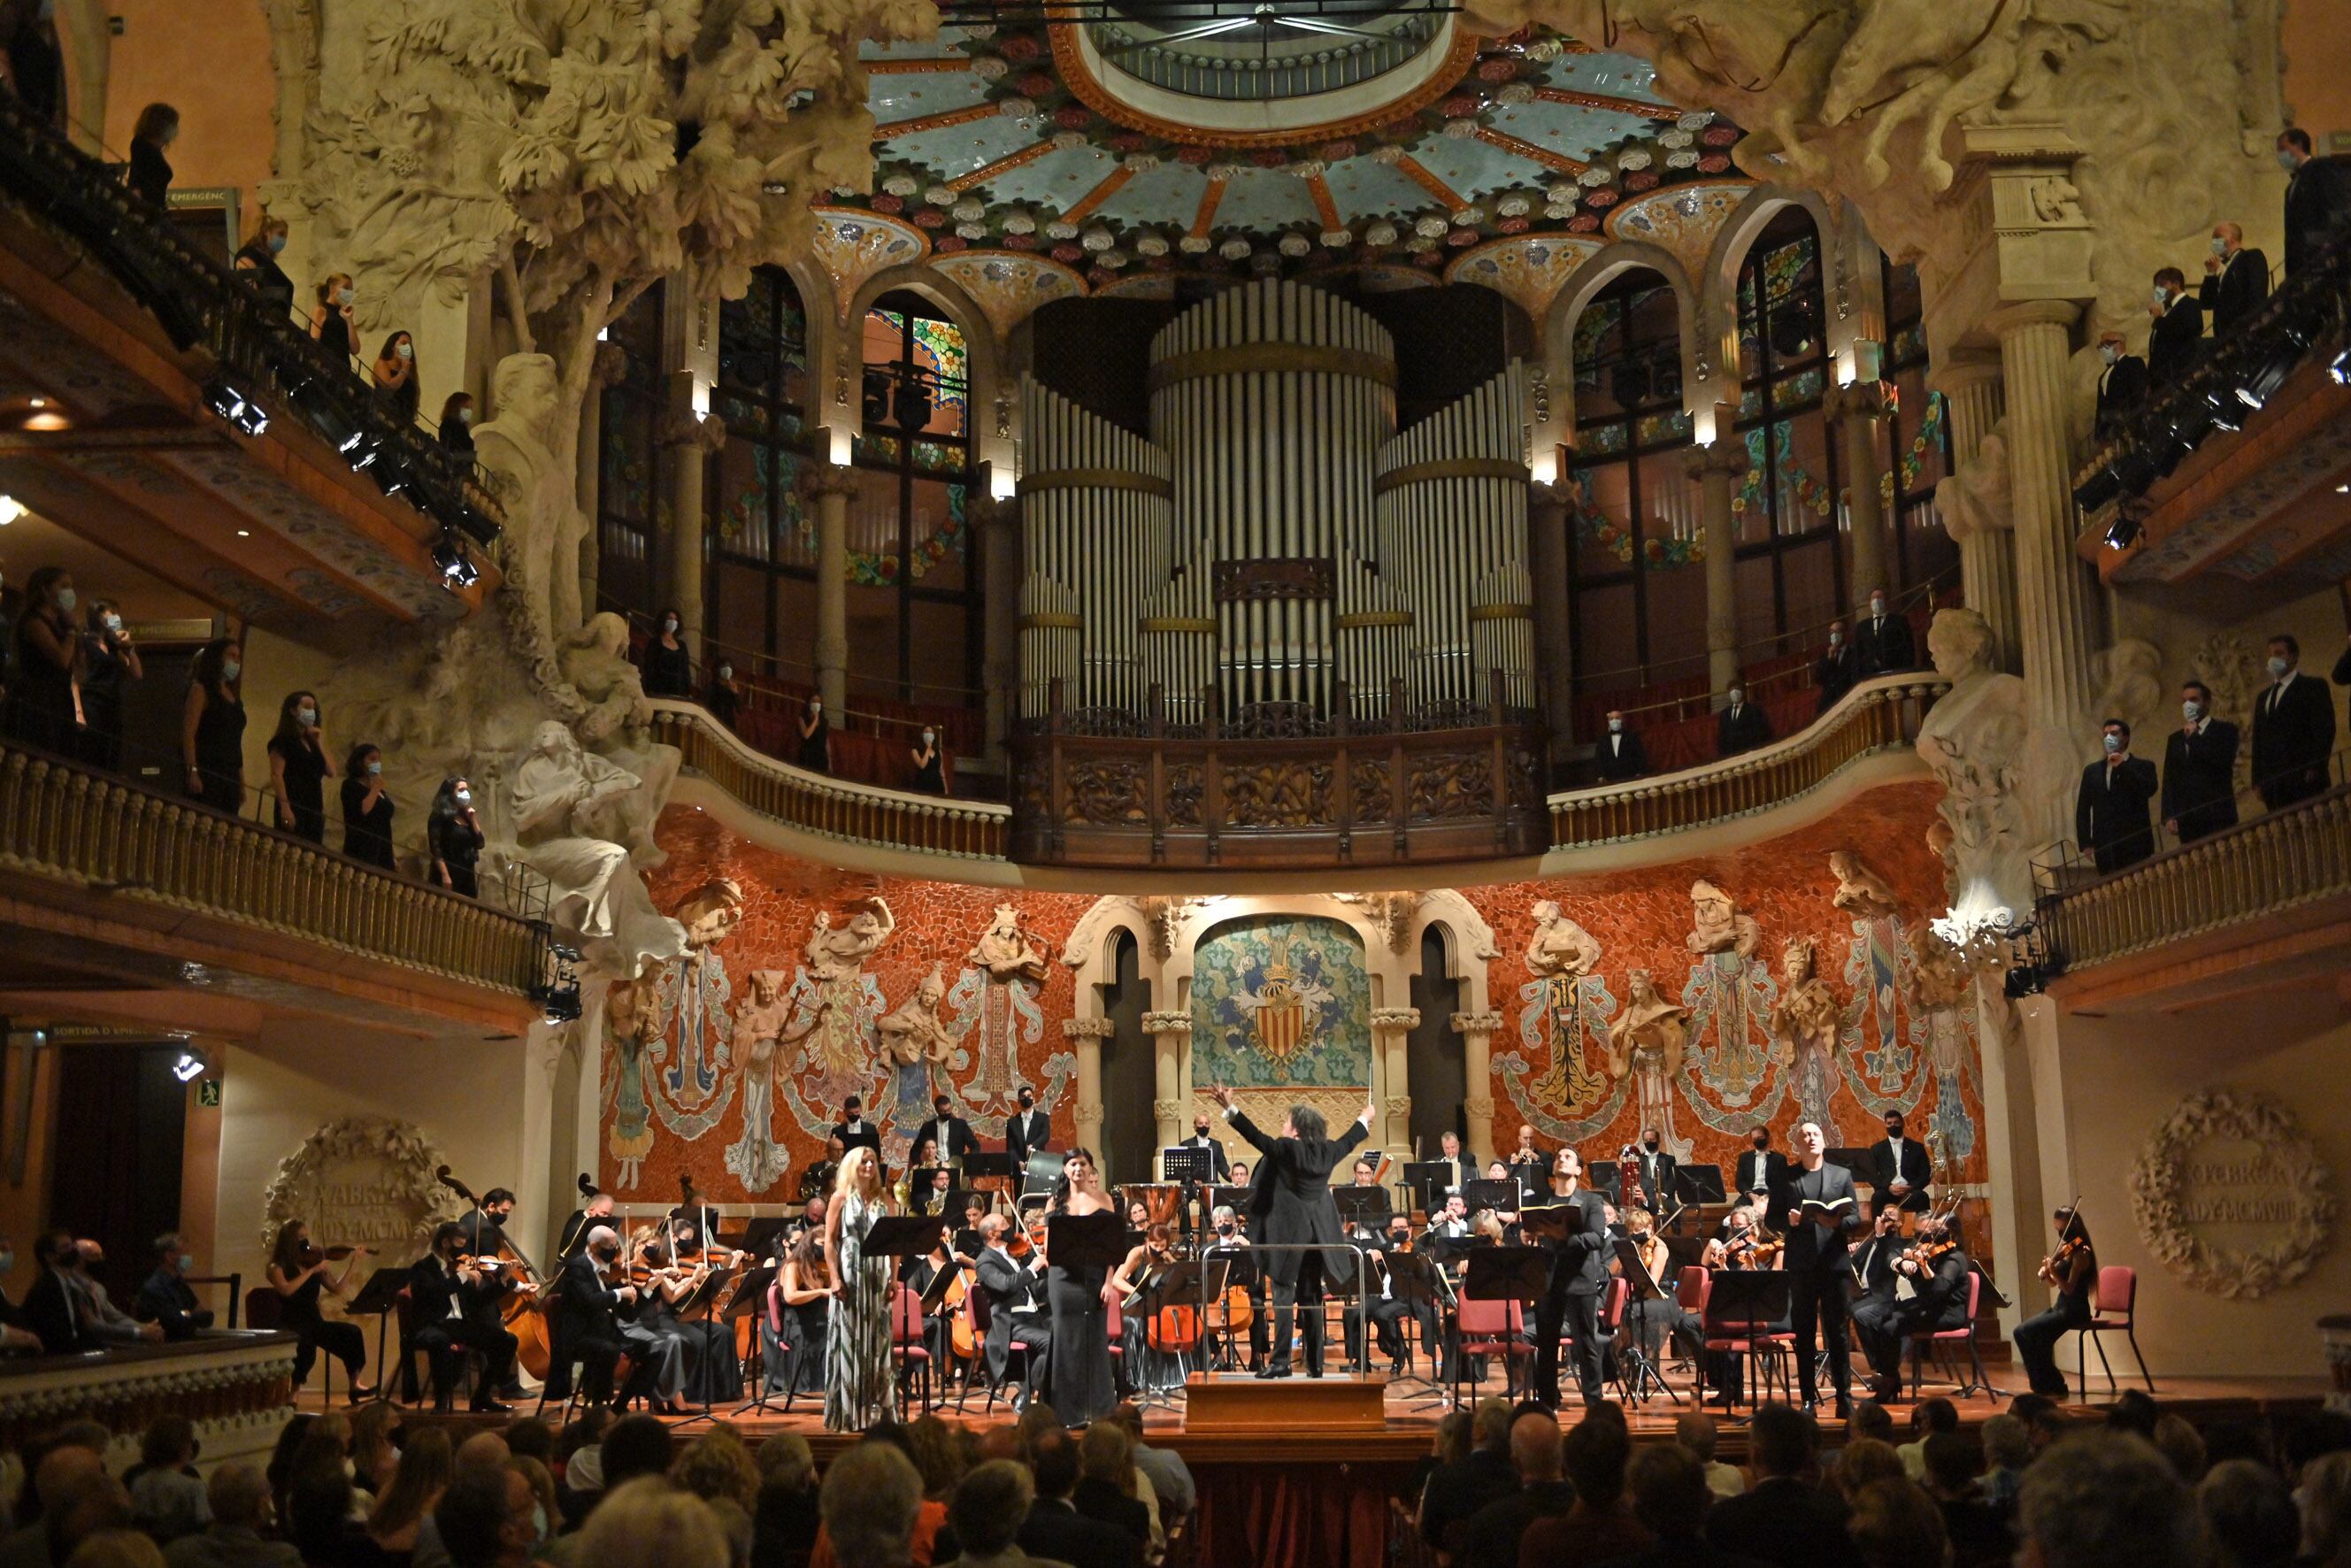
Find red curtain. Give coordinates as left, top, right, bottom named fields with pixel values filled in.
left=1193, top=1459, right=1417, bottom=1568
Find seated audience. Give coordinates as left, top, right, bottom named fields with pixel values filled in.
left=1516, top=1417, right=1648, bottom=1568
left=819, top=1444, right=925, bottom=1568
left=2014, top=1431, right=2205, bottom=1568
left=161, top=1463, right=298, bottom=1568
left=1676, top=1411, right=1745, bottom=1499
left=135, top=1234, right=215, bottom=1341
left=1703, top=1403, right=1858, bottom=1568
left=1017, top=1428, right=1135, bottom=1568
left=1456, top=1411, right=1573, bottom=1564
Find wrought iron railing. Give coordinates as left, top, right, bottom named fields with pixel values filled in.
left=0, top=89, right=502, bottom=542
left=1546, top=675, right=1948, bottom=847
left=0, top=740, right=550, bottom=996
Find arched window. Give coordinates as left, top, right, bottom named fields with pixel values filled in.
left=706, top=266, right=814, bottom=672
left=595, top=282, right=665, bottom=616
left=1565, top=267, right=1700, bottom=699
left=1878, top=257, right=1956, bottom=594
left=1728, top=206, right=1841, bottom=651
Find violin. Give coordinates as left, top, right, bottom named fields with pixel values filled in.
left=2038, top=1234, right=2088, bottom=1284
left=297, top=1241, right=373, bottom=1267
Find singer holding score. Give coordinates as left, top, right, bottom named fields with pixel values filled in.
left=1775, top=1120, right=1863, bottom=1416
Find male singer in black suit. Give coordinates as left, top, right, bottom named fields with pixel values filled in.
left=1717, top=683, right=1771, bottom=758
left=1735, top=1125, right=1788, bottom=1204
left=972, top=1214, right=1050, bottom=1409
left=914, top=1091, right=977, bottom=1167
left=1627, top=1128, right=1677, bottom=1217
left=830, top=1095, right=882, bottom=1157
left=548, top=1226, right=635, bottom=1404
left=1209, top=1082, right=1372, bottom=1379
left=2251, top=634, right=2337, bottom=810
left=2076, top=719, right=2161, bottom=873
left=2163, top=680, right=2240, bottom=845
left=1854, top=588, right=1915, bottom=675
left=409, top=1222, right=517, bottom=1412
left=1773, top=1120, right=1863, bottom=1415
left=1595, top=711, right=1650, bottom=781
left=1005, top=1084, right=1052, bottom=1172
left=1529, top=1147, right=1610, bottom=1410
left=1866, top=1110, right=1932, bottom=1215
left=2198, top=222, right=2270, bottom=339
left=2093, top=332, right=2147, bottom=442
left=2147, top=268, right=2204, bottom=388
left=1814, top=622, right=1862, bottom=715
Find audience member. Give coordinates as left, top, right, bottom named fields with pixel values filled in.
left=1716, top=683, right=1771, bottom=758
left=577, top=1479, right=726, bottom=1568
left=1853, top=589, right=1914, bottom=675
left=703, top=663, right=741, bottom=730
left=4, top=0, right=68, bottom=128
left=430, top=1465, right=534, bottom=1568
left=1832, top=1440, right=1905, bottom=1501
left=1844, top=1479, right=1948, bottom=1568
left=371, top=334, right=419, bottom=426
left=2199, top=1458, right=2299, bottom=1568
left=2153, top=1411, right=2209, bottom=1485
left=1517, top=1417, right=1648, bottom=1568
left=367, top=1427, right=450, bottom=1558
left=124, top=1421, right=206, bottom=1543
left=1070, top=1424, right=1147, bottom=1556
left=2162, top=680, right=2240, bottom=845
left=77, top=598, right=139, bottom=772
left=1846, top=1400, right=1895, bottom=1449
left=126, top=103, right=178, bottom=208
left=2108, top=1388, right=2162, bottom=1441
left=437, top=396, right=475, bottom=460
left=819, top=1445, right=924, bottom=1568
left=2014, top=1430, right=2205, bottom=1568
left=2301, top=1449, right=2351, bottom=1566
left=672, top=1431, right=759, bottom=1516
left=161, top=1463, right=297, bottom=1568
left=7, top=565, right=81, bottom=756
left=134, top=1234, right=214, bottom=1341
left=907, top=726, right=945, bottom=796
left=1703, top=1403, right=1859, bottom=1568
left=2076, top=717, right=2158, bottom=873
left=937, top=1462, right=1030, bottom=1568
left=2147, top=266, right=2204, bottom=387
left=2092, top=331, right=2147, bottom=441
left=1676, top=1411, right=1745, bottom=1499
left=182, top=638, right=246, bottom=816
left=233, top=216, right=295, bottom=305
left=750, top=1435, right=818, bottom=1568
left=339, top=747, right=396, bottom=871
left=2278, top=128, right=2351, bottom=274
left=1977, top=1413, right=2028, bottom=1510
left=2199, top=221, right=2270, bottom=338
left=641, top=611, right=692, bottom=699
left=1111, top=1406, right=1191, bottom=1526
left=64, top=1533, right=158, bottom=1568
left=426, top=779, right=485, bottom=897
left=311, top=278, right=357, bottom=363
left=1456, top=1411, right=1572, bottom=1564
left=1919, top=1430, right=2008, bottom=1568
left=2250, top=634, right=2334, bottom=810
left=1814, top=621, right=1861, bottom=714
left=1016, top=1429, right=1134, bottom=1568
left=1594, top=708, right=1649, bottom=781
left=1608, top=1442, right=1764, bottom=1568
left=1419, top=1397, right=1518, bottom=1555
left=1897, top=1398, right=1959, bottom=1480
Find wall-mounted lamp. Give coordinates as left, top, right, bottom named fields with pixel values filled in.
left=826, top=425, right=853, bottom=465
left=991, top=464, right=1017, bottom=500
left=172, top=1051, right=205, bottom=1083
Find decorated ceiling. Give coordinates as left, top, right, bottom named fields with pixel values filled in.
left=841, top=14, right=1744, bottom=290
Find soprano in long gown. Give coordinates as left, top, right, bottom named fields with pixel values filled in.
left=1044, top=1150, right=1118, bottom=1426
left=825, top=1172, right=895, bottom=1431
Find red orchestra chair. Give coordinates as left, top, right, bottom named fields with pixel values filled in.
left=957, top=1283, right=1035, bottom=1416
left=2073, top=1266, right=2154, bottom=1397
left=1454, top=1295, right=1533, bottom=1403
left=891, top=1283, right=935, bottom=1418
left=1905, top=1272, right=1992, bottom=1399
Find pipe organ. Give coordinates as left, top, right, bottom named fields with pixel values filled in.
left=1017, top=279, right=1534, bottom=731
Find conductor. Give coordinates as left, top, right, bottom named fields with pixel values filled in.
left=1207, top=1081, right=1374, bottom=1380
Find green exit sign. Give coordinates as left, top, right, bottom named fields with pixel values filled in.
left=196, top=1080, right=221, bottom=1107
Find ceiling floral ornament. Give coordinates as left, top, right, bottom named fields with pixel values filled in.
left=2128, top=1089, right=2336, bottom=1300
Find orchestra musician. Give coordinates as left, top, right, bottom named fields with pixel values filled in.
left=1425, top=1191, right=1472, bottom=1248
left=1855, top=1211, right=1971, bottom=1402
left=798, top=1134, right=848, bottom=1204
left=557, top=1185, right=614, bottom=1260
left=1700, top=1202, right=1783, bottom=1407
left=454, top=1186, right=529, bottom=1399
left=1867, top=1110, right=1932, bottom=1214
left=1208, top=1082, right=1375, bottom=1380
left=1109, top=1223, right=1184, bottom=1393
left=1431, top=1129, right=1471, bottom=1202
left=1774, top=1120, right=1863, bottom=1416
left=1201, top=1205, right=1264, bottom=1372
left=1735, top=1125, right=1788, bottom=1206
left=972, top=1213, right=1050, bottom=1410
left=2014, top=1206, right=2098, bottom=1396
left=1347, top=1213, right=1443, bottom=1379
left=914, top=1092, right=978, bottom=1169
left=904, top=1231, right=968, bottom=1368
left=1528, top=1147, right=1608, bottom=1410
left=265, top=1220, right=376, bottom=1402
left=773, top=1217, right=832, bottom=1395
left=1044, top=1149, right=1120, bottom=1422
left=664, top=1216, right=745, bottom=1404
left=1505, top=1126, right=1547, bottom=1204
left=1005, top=1085, right=1051, bottom=1172
left=408, top=1221, right=516, bottom=1413
left=909, top=1164, right=957, bottom=1219
left=1620, top=1207, right=1702, bottom=1368
left=618, top=1226, right=694, bottom=1414
left=829, top=1095, right=882, bottom=1158
left=549, top=1226, right=638, bottom=1407
left=1627, top=1128, right=1678, bottom=1217
left=1178, top=1112, right=1233, bottom=1181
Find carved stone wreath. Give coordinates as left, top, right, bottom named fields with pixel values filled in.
left=2127, top=1089, right=2335, bottom=1300
left=259, top=1116, right=463, bottom=1260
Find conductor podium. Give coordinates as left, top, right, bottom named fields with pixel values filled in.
left=1183, top=1367, right=1389, bottom=1433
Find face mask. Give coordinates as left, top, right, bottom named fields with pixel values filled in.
left=1644, top=1137, right=1660, bottom=1152
left=718, top=665, right=732, bottom=680
left=2269, top=657, right=2290, bottom=679
left=2183, top=700, right=2202, bottom=722
left=268, top=233, right=287, bottom=253
left=338, top=288, right=354, bottom=306
left=2211, top=236, right=2230, bottom=257
left=1870, top=599, right=1886, bottom=616
left=367, top=760, right=383, bottom=775
left=2101, top=344, right=2119, bottom=366
left=54, top=588, right=75, bottom=613
left=2278, top=149, right=2300, bottom=172
left=810, top=701, right=822, bottom=715
left=922, top=729, right=935, bottom=744
left=221, top=659, right=241, bottom=682
left=1607, top=717, right=1623, bottom=733
left=454, top=788, right=472, bottom=804
left=1216, top=1222, right=1234, bottom=1235
left=177, top=1253, right=196, bottom=1275
left=104, top=613, right=122, bottom=633
left=663, top=617, right=679, bottom=632
left=396, top=342, right=413, bottom=361
left=2102, top=733, right=2124, bottom=755
left=1751, top=1134, right=1768, bottom=1149
left=297, top=706, right=317, bottom=726
left=1727, top=689, right=1743, bottom=705
left=2152, top=285, right=2170, bottom=307
left=457, top=406, right=473, bottom=425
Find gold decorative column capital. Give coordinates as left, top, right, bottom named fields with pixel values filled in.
left=1982, top=299, right=2081, bottom=341
left=1449, top=1011, right=1504, bottom=1036
left=797, top=461, right=862, bottom=501
left=1683, top=442, right=1748, bottom=481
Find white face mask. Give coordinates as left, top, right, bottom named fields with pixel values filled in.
left=54, top=588, right=75, bottom=613
left=1869, top=599, right=1886, bottom=617
left=2102, top=733, right=2124, bottom=755
left=718, top=665, right=732, bottom=680
left=220, top=658, right=241, bottom=682
left=454, top=787, right=472, bottom=804
left=663, top=617, right=678, bottom=632
left=104, top=613, right=122, bottom=633
left=297, top=706, right=317, bottom=726
left=457, top=406, right=473, bottom=425
left=2101, top=344, right=2119, bottom=366
left=2269, top=656, right=2290, bottom=679
left=1727, top=689, right=1744, bottom=706
left=2182, top=700, right=2203, bottom=722
left=2278, top=149, right=2301, bottom=172
left=1828, top=631, right=1842, bottom=647
left=367, top=760, right=383, bottom=775
left=2210, top=236, right=2230, bottom=257
left=1607, top=717, right=1622, bottom=734
left=395, top=342, right=413, bottom=361
left=922, top=729, right=935, bottom=744
left=337, top=287, right=354, bottom=306
left=2152, top=285, right=2171, bottom=307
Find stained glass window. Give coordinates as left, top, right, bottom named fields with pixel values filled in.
left=1727, top=205, right=1841, bottom=646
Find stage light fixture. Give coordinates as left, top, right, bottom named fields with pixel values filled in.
left=452, top=503, right=502, bottom=549
left=2103, top=511, right=2141, bottom=550
left=341, top=429, right=382, bottom=470
left=2331, top=347, right=2349, bottom=385
left=2233, top=328, right=2312, bottom=411
left=432, top=532, right=479, bottom=588
left=172, top=1051, right=204, bottom=1083
left=2199, top=388, right=2242, bottom=434
left=0, top=496, right=22, bottom=527
left=202, top=377, right=268, bottom=436
left=2072, top=465, right=2122, bottom=513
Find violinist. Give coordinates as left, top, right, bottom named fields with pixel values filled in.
left=456, top=1186, right=529, bottom=1399
left=972, top=1213, right=1050, bottom=1410
left=906, top=1229, right=967, bottom=1367
left=1110, top=1223, right=1184, bottom=1393
left=617, top=1226, right=693, bottom=1414
left=1622, top=1207, right=1702, bottom=1369
left=409, top=1221, right=516, bottom=1412
left=1701, top=1204, right=1784, bottom=1408
left=457, top=1186, right=517, bottom=1257
left=266, top=1220, right=376, bottom=1402
left=549, top=1225, right=637, bottom=1406
left=664, top=1218, right=744, bottom=1404
left=774, top=1217, right=833, bottom=1396
left=1347, top=1214, right=1439, bottom=1377
left=1856, top=1211, right=1971, bottom=1401
left=2015, top=1206, right=2097, bottom=1396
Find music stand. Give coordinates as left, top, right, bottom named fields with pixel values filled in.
left=345, top=1266, right=409, bottom=1403
left=1163, top=1146, right=1212, bottom=1240
left=1403, top=1160, right=1452, bottom=1212
left=864, top=1215, right=956, bottom=1418
left=1702, top=1269, right=1794, bottom=1418
left=1457, top=1246, right=1552, bottom=1406
left=1608, top=1237, right=1680, bottom=1406
left=738, top=1218, right=792, bottom=1261
left=1333, top=1188, right=1393, bottom=1233
left=1462, top=1179, right=1520, bottom=1217
left=1384, top=1249, right=1449, bottom=1404
left=1210, top=1184, right=1252, bottom=1218
left=1675, top=1164, right=1726, bottom=1209
left=726, top=1264, right=783, bottom=1417
left=964, top=1152, right=1013, bottom=1180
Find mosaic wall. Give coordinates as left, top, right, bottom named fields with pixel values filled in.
left=616, top=781, right=1984, bottom=1241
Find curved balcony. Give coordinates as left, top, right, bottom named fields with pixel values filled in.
left=1546, top=674, right=1949, bottom=848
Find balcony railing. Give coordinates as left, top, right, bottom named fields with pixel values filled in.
left=0, top=88, right=501, bottom=542
left=0, top=740, right=552, bottom=997
left=1547, top=674, right=1948, bottom=848
left=652, top=701, right=1010, bottom=860
left=0, top=1333, right=297, bottom=1472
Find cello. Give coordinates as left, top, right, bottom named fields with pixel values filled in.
left=434, top=1166, right=554, bottom=1380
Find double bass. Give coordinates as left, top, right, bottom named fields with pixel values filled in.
left=434, top=1166, right=553, bottom=1380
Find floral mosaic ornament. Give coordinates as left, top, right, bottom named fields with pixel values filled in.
left=260, top=1116, right=462, bottom=1260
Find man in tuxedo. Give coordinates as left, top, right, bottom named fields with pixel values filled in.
left=830, top=1095, right=882, bottom=1157
left=1528, top=1147, right=1610, bottom=1410
left=1210, top=1081, right=1372, bottom=1379
left=557, top=1187, right=613, bottom=1260
left=1855, top=1212, right=1972, bottom=1403
left=2093, top=331, right=2148, bottom=441
left=1774, top=1121, right=1863, bottom=1415
left=1702, top=1403, right=1858, bottom=1565
left=2198, top=221, right=2270, bottom=338
left=1174, top=1111, right=1231, bottom=1180
left=2077, top=718, right=2161, bottom=873
left=2251, top=634, right=2336, bottom=809
left=1430, top=1129, right=1471, bottom=1204
left=135, top=1232, right=215, bottom=1341
left=410, top=1222, right=517, bottom=1412
left=2147, top=267, right=2204, bottom=388
left=2278, top=128, right=2351, bottom=274
left=1005, top=1084, right=1052, bottom=1173
left=1736, top=1125, right=1788, bottom=1204
left=2163, top=680, right=2240, bottom=845
left=1347, top=1213, right=1442, bottom=1377
left=1865, top=1110, right=1932, bottom=1215
left=914, top=1092, right=977, bottom=1168
left=1854, top=589, right=1915, bottom=675
left=548, top=1226, right=636, bottom=1404
left=1717, top=684, right=1771, bottom=757
left=1595, top=709, right=1651, bottom=781
left=1628, top=1128, right=1677, bottom=1217
left=972, top=1214, right=1050, bottom=1408
left=1813, top=622, right=1862, bottom=715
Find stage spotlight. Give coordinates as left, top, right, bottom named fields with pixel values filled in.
left=452, top=503, right=503, bottom=549
left=2199, top=388, right=2242, bottom=434
left=341, top=429, right=383, bottom=470
left=2233, top=329, right=2311, bottom=411
left=373, top=452, right=413, bottom=497
left=432, top=532, right=479, bottom=588
left=2331, top=347, right=2349, bottom=385
left=2072, top=465, right=2122, bottom=513
left=202, top=377, right=268, bottom=437
left=2103, top=511, right=2141, bottom=550
left=171, top=1051, right=204, bottom=1083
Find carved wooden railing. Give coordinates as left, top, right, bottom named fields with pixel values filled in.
left=651, top=701, right=1011, bottom=860
left=0, top=741, right=549, bottom=994
left=2035, top=777, right=2351, bottom=974
left=1547, top=675, right=1948, bottom=848
left=0, top=1333, right=298, bottom=1469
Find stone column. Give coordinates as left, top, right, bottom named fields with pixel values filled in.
left=1142, top=1010, right=1189, bottom=1157
left=1449, top=1011, right=1502, bottom=1161
left=1686, top=442, right=1747, bottom=696
left=1987, top=301, right=2098, bottom=847
left=657, top=392, right=725, bottom=666
left=575, top=342, right=628, bottom=625
left=799, top=463, right=861, bottom=714
left=1061, top=1017, right=1113, bottom=1157
left=1369, top=1007, right=1419, bottom=1161
left=1826, top=380, right=1892, bottom=607
left=1934, top=357, right=2019, bottom=673
left=975, top=493, right=1022, bottom=761
left=1527, top=483, right=1576, bottom=756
